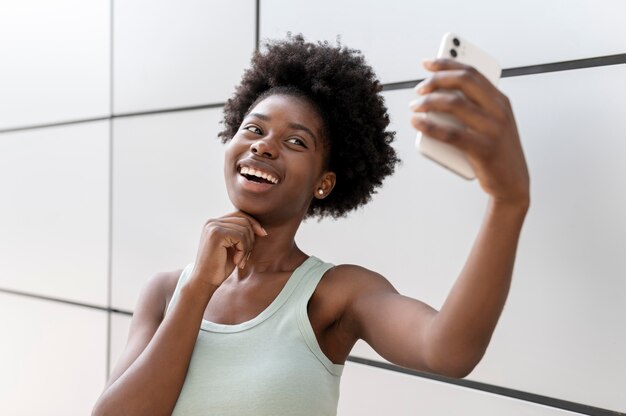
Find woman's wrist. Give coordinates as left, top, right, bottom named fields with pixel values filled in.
left=489, top=194, right=530, bottom=214
left=181, top=277, right=219, bottom=307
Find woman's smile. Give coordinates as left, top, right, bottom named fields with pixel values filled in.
left=236, top=169, right=278, bottom=193
left=238, top=166, right=279, bottom=185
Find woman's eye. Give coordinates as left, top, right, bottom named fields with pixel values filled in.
left=245, top=125, right=261, bottom=134
left=287, top=138, right=307, bottom=147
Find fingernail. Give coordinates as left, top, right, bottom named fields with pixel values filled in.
left=262, top=227, right=269, bottom=236
left=408, top=98, right=423, bottom=110
left=241, top=252, right=251, bottom=269
left=411, top=112, right=427, bottom=120
left=422, top=58, right=435, bottom=67
left=414, top=81, right=428, bottom=94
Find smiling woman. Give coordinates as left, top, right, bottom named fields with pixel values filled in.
left=92, top=34, right=529, bottom=416
left=224, top=93, right=340, bottom=225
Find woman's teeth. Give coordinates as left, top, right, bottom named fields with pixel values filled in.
left=240, top=166, right=279, bottom=184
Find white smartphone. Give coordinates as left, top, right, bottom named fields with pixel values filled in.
left=416, top=33, right=501, bottom=179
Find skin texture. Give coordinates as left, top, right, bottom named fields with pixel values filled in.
left=92, top=59, right=529, bottom=415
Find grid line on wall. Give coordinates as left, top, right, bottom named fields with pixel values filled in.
left=3, top=39, right=625, bottom=414
left=255, top=0, right=260, bottom=51
left=347, top=356, right=625, bottom=416
left=1, top=285, right=623, bottom=416
left=105, top=0, right=115, bottom=380
left=381, top=53, right=626, bottom=91
left=1, top=53, right=624, bottom=135
left=0, top=288, right=115, bottom=314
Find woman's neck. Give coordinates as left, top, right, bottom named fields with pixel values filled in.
left=235, top=211, right=308, bottom=276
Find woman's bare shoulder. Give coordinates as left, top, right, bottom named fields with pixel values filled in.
left=324, top=263, right=396, bottom=293
left=316, top=263, right=398, bottom=313
left=154, top=268, right=186, bottom=315
left=134, top=268, right=186, bottom=319
left=103, top=267, right=185, bottom=391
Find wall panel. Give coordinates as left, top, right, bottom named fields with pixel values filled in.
left=339, top=362, right=585, bottom=415
left=0, top=121, right=110, bottom=306
left=0, top=0, right=110, bottom=130
left=113, top=0, right=256, bottom=114
left=111, top=109, right=232, bottom=311
left=0, top=293, right=107, bottom=416
left=260, top=0, right=626, bottom=83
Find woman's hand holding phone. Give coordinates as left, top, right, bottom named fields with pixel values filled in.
left=189, top=211, right=268, bottom=288
left=410, top=58, right=530, bottom=206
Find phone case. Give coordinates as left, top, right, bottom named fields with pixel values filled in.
left=416, top=33, right=502, bottom=179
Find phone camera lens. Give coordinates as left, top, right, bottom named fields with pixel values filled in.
left=450, top=49, right=458, bottom=58
left=453, top=38, right=460, bottom=47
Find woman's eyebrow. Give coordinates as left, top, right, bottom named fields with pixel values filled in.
left=248, top=112, right=318, bottom=147
left=248, top=112, right=271, bottom=121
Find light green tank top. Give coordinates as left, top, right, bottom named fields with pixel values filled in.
left=166, top=255, right=344, bottom=415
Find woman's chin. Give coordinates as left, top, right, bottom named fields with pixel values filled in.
left=227, top=196, right=273, bottom=218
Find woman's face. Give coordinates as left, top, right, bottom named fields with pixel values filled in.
left=224, top=94, right=334, bottom=223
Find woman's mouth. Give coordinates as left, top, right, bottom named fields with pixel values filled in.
left=239, top=166, right=279, bottom=184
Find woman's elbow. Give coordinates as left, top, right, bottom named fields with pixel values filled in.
left=425, top=347, right=485, bottom=379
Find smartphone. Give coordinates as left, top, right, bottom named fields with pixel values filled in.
left=416, top=33, right=501, bottom=179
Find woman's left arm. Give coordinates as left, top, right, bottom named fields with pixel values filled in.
left=416, top=195, right=528, bottom=378
left=347, top=58, right=530, bottom=378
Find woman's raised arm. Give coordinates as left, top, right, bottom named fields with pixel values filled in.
left=345, top=57, right=530, bottom=378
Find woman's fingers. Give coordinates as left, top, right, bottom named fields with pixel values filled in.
left=411, top=113, right=489, bottom=157
left=409, top=91, right=499, bottom=136
left=218, top=211, right=268, bottom=268
left=410, top=58, right=529, bottom=203
left=193, top=212, right=268, bottom=286
left=232, top=211, right=269, bottom=237
left=416, top=59, right=505, bottom=117
left=217, top=219, right=256, bottom=268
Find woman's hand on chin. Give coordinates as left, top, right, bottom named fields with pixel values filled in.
left=189, top=211, right=268, bottom=288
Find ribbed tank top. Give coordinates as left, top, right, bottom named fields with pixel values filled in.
left=165, top=255, right=344, bottom=416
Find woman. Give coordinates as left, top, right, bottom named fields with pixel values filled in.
left=93, top=35, right=529, bottom=415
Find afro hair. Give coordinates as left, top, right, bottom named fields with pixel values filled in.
left=218, top=34, right=400, bottom=219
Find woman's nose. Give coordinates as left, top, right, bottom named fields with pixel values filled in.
left=250, top=137, right=276, bottom=158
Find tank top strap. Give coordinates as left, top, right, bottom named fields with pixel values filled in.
left=290, top=256, right=335, bottom=304
left=289, top=256, right=343, bottom=376
left=166, top=256, right=330, bottom=317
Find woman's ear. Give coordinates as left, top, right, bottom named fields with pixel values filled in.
left=314, top=171, right=336, bottom=199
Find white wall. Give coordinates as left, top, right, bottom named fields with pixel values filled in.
left=0, top=0, right=110, bottom=130
left=1, top=0, right=623, bottom=414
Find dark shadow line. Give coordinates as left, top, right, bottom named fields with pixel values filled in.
left=0, top=117, right=110, bottom=134
left=0, top=287, right=132, bottom=316
left=3, top=53, right=624, bottom=133
left=502, top=53, right=626, bottom=77
left=255, top=0, right=260, bottom=51
left=0, top=103, right=226, bottom=134
left=382, top=52, right=626, bottom=92
left=2, top=284, right=622, bottom=415
left=113, top=102, right=226, bottom=119
left=382, top=80, right=422, bottom=91
left=112, top=308, right=133, bottom=316
left=106, top=0, right=115, bottom=380
left=0, top=287, right=111, bottom=313
left=347, top=356, right=624, bottom=416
